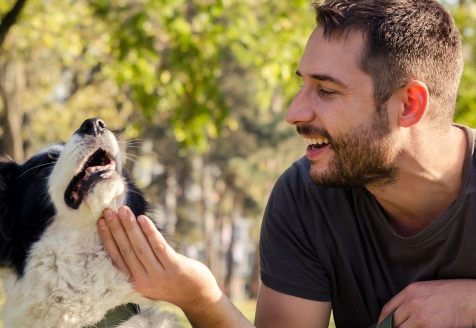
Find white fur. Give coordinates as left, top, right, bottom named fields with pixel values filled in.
left=0, top=131, right=181, bottom=327
left=48, top=131, right=126, bottom=227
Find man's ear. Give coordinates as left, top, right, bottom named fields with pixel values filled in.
left=398, top=80, right=429, bottom=128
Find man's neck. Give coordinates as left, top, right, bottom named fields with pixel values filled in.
left=367, top=125, right=467, bottom=237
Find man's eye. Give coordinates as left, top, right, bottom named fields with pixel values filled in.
left=318, top=89, right=338, bottom=98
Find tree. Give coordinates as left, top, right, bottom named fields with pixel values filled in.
left=452, top=2, right=476, bottom=127
left=0, top=0, right=28, bottom=161
left=0, top=0, right=312, bottom=301
left=0, top=0, right=27, bottom=49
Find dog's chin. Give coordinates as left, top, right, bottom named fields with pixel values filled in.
left=72, top=172, right=126, bottom=218
left=50, top=170, right=126, bottom=229
left=64, top=148, right=118, bottom=210
left=65, top=169, right=116, bottom=209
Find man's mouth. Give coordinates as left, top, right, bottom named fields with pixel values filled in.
left=306, top=137, right=330, bottom=150
left=64, top=149, right=116, bottom=209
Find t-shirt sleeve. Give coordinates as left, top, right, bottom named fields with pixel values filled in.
left=260, top=162, right=331, bottom=302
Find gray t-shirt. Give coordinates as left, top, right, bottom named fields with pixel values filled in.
left=260, top=125, right=476, bottom=328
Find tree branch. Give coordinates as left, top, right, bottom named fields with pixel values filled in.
left=0, top=0, right=28, bottom=49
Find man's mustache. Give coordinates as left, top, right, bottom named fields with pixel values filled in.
left=296, top=125, right=332, bottom=141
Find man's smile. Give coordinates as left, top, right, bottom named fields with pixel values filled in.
left=306, top=137, right=330, bottom=150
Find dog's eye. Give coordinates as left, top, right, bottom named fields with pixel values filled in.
left=48, top=152, right=60, bottom=160
left=36, top=155, right=59, bottom=177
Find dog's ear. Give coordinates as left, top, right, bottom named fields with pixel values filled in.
left=0, top=156, right=20, bottom=267
left=0, top=155, right=19, bottom=212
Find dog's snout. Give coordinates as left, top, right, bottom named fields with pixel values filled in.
left=77, top=118, right=107, bottom=136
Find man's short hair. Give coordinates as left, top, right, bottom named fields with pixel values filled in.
left=313, top=0, right=463, bottom=129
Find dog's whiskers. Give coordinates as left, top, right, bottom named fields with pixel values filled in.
left=114, top=117, right=143, bottom=140
left=124, top=154, right=171, bottom=170
left=16, top=163, right=56, bottom=179
left=123, top=157, right=141, bottom=168
left=119, top=139, right=145, bottom=144
left=125, top=153, right=143, bottom=159
left=122, top=146, right=144, bottom=151
left=117, top=139, right=164, bottom=161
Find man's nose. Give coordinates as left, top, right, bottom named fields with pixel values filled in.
left=285, top=91, right=316, bottom=125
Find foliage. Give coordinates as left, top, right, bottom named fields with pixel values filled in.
left=4, top=0, right=476, bottom=302
left=0, top=0, right=133, bottom=146
left=453, top=3, right=476, bottom=126
left=85, top=0, right=313, bottom=151
left=0, top=0, right=315, bottom=292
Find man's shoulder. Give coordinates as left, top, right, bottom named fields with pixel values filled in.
left=453, top=124, right=476, bottom=162
left=454, top=124, right=475, bottom=144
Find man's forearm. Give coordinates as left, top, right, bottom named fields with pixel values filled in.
left=183, top=294, right=255, bottom=328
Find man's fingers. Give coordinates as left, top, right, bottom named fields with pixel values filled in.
left=391, top=306, right=410, bottom=328
left=98, top=216, right=131, bottom=276
left=137, top=214, right=179, bottom=271
left=115, top=207, right=166, bottom=274
left=378, top=291, right=403, bottom=326
left=378, top=285, right=414, bottom=327
left=103, top=208, right=148, bottom=278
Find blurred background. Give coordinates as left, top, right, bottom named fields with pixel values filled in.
left=0, top=0, right=474, bottom=326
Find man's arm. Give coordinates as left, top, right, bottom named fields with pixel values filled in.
left=255, top=284, right=331, bottom=328
left=98, top=206, right=253, bottom=328
left=377, top=280, right=476, bottom=327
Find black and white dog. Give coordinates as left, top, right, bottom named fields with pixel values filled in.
left=0, top=118, right=181, bottom=327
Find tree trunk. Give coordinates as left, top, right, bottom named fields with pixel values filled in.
left=201, top=154, right=219, bottom=274
left=0, top=0, right=29, bottom=161
left=223, top=215, right=236, bottom=299
left=248, top=243, right=261, bottom=299
left=0, top=60, right=25, bottom=162
left=212, top=178, right=226, bottom=286
left=223, top=193, right=245, bottom=299
left=0, top=0, right=28, bottom=51
left=165, top=166, right=178, bottom=234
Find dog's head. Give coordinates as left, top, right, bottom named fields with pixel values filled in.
left=0, top=118, right=148, bottom=275
left=49, top=118, right=127, bottom=223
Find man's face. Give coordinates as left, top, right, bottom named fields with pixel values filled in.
left=287, top=27, right=400, bottom=187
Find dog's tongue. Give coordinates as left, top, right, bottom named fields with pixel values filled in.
left=83, top=162, right=115, bottom=180
left=72, top=161, right=116, bottom=199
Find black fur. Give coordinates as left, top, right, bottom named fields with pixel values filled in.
left=0, top=145, right=150, bottom=277
left=0, top=152, right=58, bottom=276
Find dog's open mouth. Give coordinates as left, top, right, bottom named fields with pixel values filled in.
left=64, top=149, right=116, bottom=209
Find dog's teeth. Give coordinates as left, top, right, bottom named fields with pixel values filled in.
left=84, top=164, right=114, bottom=180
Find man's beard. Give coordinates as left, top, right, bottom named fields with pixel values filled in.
left=298, top=108, right=400, bottom=188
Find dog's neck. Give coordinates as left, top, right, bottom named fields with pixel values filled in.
left=47, top=218, right=98, bottom=235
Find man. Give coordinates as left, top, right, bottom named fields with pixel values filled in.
left=98, top=0, right=476, bottom=327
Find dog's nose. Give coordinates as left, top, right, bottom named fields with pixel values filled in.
left=77, top=118, right=107, bottom=136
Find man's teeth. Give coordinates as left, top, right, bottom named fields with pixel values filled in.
left=307, top=138, right=330, bottom=145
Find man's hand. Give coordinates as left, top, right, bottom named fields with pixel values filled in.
left=98, top=206, right=253, bottom=328
left=378, top=280, right=476, bottom=327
